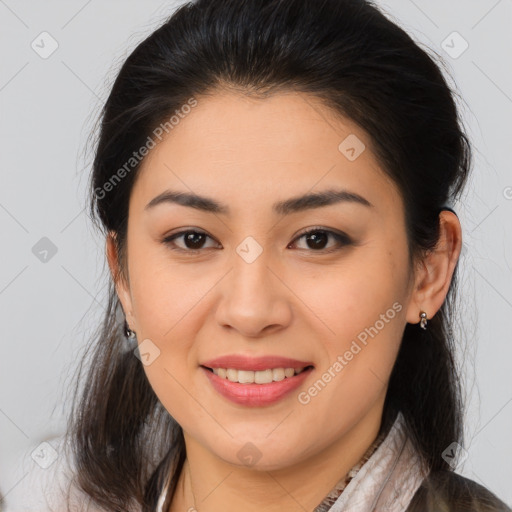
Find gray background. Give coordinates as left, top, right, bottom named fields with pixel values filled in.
left=1, top=0, right=511, bottom=506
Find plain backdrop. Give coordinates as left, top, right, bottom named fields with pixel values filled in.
left=1, top=0, right=511, bottom=507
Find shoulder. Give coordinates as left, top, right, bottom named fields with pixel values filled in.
left=3, top=435, right=104, bottom=512
left=406, top=470, right=511, bottom=512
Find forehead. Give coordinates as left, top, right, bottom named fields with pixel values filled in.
left=133, top=91, right=402, bottom=216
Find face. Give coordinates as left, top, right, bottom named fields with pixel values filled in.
left=111, top=91, right=418, bottom=470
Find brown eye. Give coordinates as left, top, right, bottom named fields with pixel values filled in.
left=289, top=228, right=352, bottom=252
left=163, top=230, right=219, bottom=252
left=162, top=227, right=352, bottom=254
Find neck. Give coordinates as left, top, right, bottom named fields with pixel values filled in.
left=170, top=401, right=386, bottom=512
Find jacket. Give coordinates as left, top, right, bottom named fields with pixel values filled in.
left=4, top=412, right=510, bottom=512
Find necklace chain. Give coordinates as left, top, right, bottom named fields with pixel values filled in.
left=186, top=459, right=198, bottom=511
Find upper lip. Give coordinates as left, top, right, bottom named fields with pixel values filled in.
left=201, top=355, right=314, bottom=371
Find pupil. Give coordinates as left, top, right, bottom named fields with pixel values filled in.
left=186, top=232, right=205, bottom=249
left=307, top=231, right=328, bottom=249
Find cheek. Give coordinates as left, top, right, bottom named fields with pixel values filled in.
left=294, top=248, right=407, bottom=412
left=125, top=245, right=202, bottom=392
left=298, top=297, right=405, bottom=440
left=127, top=238, right=208, bottom=334
left=292, top=247, right=407, bottom=345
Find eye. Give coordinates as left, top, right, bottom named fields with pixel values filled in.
left=162, top=229, right=220, bottom=252
left=288, top=227, right=353, bottom=253
left=162, top=227, right=353, bottom=254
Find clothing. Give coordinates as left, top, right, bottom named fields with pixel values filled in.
left=4, top=412, right=510, bottom=512
left=156, top=411, right=511, bottom=512
left=155, top=410, right=426, bottom=512
left=312, top=422, right=390, bottom=511
left=409, top=471, right=511, bottom=512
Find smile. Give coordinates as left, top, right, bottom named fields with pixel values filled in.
left=200, top=365, right=314, bottom=407
left=205, top=366, right=311, bottom=384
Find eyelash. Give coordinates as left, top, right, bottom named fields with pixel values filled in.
left=162, top=227, right=353, bottom=254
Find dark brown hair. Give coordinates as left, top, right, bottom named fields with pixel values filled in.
left=67, top=0, right=475, bottom=510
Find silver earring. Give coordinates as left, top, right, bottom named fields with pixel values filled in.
left=419, top=311, right=428, bottom=330
left=124, top=319, right=137, bottom=340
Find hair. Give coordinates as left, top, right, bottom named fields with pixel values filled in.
left=66, top=0, right=473, bottom=510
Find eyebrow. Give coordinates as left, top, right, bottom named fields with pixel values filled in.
left=144, top=188, right=373, bottom=215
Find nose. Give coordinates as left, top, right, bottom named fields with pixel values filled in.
left=215, top=248, right=293, bottom=338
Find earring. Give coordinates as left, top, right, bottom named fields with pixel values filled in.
left=419, top=311, right=428, bottom=330
left=124, top=319, right=137, bottom=340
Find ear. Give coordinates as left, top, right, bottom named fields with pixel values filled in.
left=405, top=210, right=462, bottom=326
left=106, top=231, right=136, bottom=330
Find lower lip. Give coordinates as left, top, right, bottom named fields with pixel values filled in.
left=201, top=366, right=314, bottom=407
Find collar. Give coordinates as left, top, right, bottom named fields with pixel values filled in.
left=325, top=411, right=428, bottom=512
left=156, top=411, right=427, bottom=512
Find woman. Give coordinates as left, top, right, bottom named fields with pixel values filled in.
left=5, top=0, right=510, bottom=511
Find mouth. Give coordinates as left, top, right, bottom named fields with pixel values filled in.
left=200, top=363, right=315, bottom=407
left=200, top=365, right=314, bottom=384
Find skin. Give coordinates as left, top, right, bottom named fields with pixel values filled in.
left=106, top=90, right=462, bottom=512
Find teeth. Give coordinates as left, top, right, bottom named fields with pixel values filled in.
left=255, top=369, right=273, bottom=384
left=211, top=366, right=307, bottom=384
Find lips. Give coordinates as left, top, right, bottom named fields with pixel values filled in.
left=200, top=354, right=314, bottom=372
left=201, top=365, right=314, bottom=406
left=200, top=354, right=315, bottom=406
